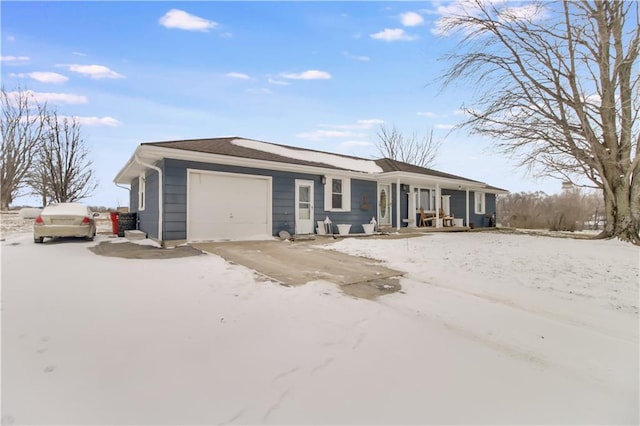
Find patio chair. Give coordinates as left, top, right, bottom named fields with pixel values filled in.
left=419, top=208, right=436, bottom=227
left=439, top=208, right=455, bottom=227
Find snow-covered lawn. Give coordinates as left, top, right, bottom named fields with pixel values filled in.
left=1, top=229, right=638, bottom=424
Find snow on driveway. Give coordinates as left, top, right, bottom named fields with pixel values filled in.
left=1, top=231, right=638, bottom=424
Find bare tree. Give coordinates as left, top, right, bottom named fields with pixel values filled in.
left=26, top=161, right=51, bottom=207
left=37, top=112, right=97, bottom=203
left=375, top=124, right=442, bottom=168
left=0, top=87, right=46, bottom=210
left=439, top=0, right=639, bottom=244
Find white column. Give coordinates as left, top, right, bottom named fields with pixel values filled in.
left=435, top=184, right=441, bottom=228
left=465, top=187, right=470, bottom=228
left=407, top=185, right=416, bottom=228
left=396, top=178, right=401, bottom=231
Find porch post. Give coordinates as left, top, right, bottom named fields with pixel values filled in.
left=465, top=187, right=470, bottom=228
left=407, top=185, right=416, bottom=228
left=435, top=183, right=441, bottom=228
left=396, top=178, right=401, bottom=231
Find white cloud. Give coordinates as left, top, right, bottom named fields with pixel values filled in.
left=343, top=52, right=371, bottom=61
left=280, top=70, right=332, bottom=80
left=268, top=78, right=290, bottom=86
left=339, top=140, right=373, bottom=148
left=226, top=72, right=251, bottom=80
left=245, top=88, right=272, bottom=94
left=431, top=0, right=544, bottom=36
left=400, top=11, right=424, bottom=27
left=417, top=111, right=438, bottom=118
left=68, top=116, right=121, bottom=127
left=72, top=51, right=87, bottom=57
left=499, top=4, right=546, bottom=22
left=1, top=55, right=29, bottom=62
left=296, top=130, right=366, bottom=140
left=435, top=124, right=455, bottom=130
left=7, top=36, right=16, bottom=42
left=66, top=64, right=124, bottom=79
left=321, top=119, right=384, bottom=130
left=159, top=9, right=218, bottom=32
left=11, top=90, right=88, bottom=105
left=370, top=28, right=419, bottom=42
left=10, top=72, right=68, bottom=84
left=356, top=119, right=384, bottom=127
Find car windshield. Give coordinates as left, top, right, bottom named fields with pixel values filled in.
left=42, top=203, right=89, bottom=216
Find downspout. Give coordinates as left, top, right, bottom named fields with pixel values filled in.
left=396, top=178, right=401, bottom=231
left=134, top=155, right=163, bottom=242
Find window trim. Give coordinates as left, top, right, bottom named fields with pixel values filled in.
left=138, top=173, right=146, bottom=211
left=324, top=176, right=351, bottom=212
left=474, top=191, right=485, bottom=214
left=414, top=188, right=436, bottom=212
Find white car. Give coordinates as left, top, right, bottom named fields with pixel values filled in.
left=33, top=203, right=97, bottom=243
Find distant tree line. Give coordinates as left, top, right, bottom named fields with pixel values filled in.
left=1, top=86, right=97, bottom=210
left=497, top=189, right=604, bottom=232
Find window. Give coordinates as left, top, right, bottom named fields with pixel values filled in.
left=332, top=179, right=342, bottom=209
left=474, top=192, right=485, bottom=214
left=138, top=174, right=146, bottom=211
left=324, top=177, right=351, bottom=211
left=415, top=188, right=435, bottom=211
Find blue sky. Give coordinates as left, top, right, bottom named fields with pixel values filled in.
left=2, top=1, right=560, bottom=207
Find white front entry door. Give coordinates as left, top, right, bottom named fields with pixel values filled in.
left=378, top=184, right=391, bottom=226
left=295, top=180, right=314, bottom=234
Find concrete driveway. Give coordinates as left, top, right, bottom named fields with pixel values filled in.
left=191, top=240, right=404, bottom=298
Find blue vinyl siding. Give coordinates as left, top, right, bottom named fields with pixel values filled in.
left=442, top=189, right=468, bottom=225
left=158, top=159, right=376, bottom=240
left=129, top=169, right=159, bottom=239
left=322, top=178, right=377, bottom=234
left=129, top=156, right=500, bottom=240
left=467, top=191, right=496, bottom=228
left=390, top=184, right=409, bottom=227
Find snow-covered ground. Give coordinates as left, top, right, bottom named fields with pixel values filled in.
left=1, top=225, right=638, bottom=424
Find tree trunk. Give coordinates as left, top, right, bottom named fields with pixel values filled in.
left=601, top=183, right=639, bottom=245
left=0, top=196, right=9, bottom=212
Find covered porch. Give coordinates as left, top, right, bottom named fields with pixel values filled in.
left=376, top=172, right=503, bottom=231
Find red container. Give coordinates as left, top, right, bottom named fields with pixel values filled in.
left=109, top=211, right=119, bottom=235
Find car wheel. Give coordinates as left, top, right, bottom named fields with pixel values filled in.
left=86, top=235, right=94, bottom=241
left=34, top=236, right=44, bottom=243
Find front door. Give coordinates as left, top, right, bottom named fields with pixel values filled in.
left=295, top=180, right=314, bottom=234
left=378, top=184, right=391, bottom=226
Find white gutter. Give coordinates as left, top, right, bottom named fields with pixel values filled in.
left=115, top=183, right=130, bottom=193
left=134, top=154, right=163, bottom=241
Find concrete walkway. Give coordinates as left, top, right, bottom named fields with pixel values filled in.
left=191, top=240, right=403, bottom=288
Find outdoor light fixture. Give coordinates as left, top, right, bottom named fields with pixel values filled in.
left=321, top=176, right=327, bottom=185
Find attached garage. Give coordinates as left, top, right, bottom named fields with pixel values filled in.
left=187, top=170, right=272, bottom=241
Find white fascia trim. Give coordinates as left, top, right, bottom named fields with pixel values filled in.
left=379, top=171, right=504, bottom=192
left=113, top=149, right=140, bottom=184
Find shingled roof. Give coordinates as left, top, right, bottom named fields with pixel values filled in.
left=140, top=137, right=505, bottom=190
left=143, top=137, right=371, bottom=172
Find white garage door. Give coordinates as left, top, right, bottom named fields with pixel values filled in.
left=188, top=170, right=272, bottom=241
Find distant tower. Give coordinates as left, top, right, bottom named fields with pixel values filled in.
left=561, top=181, right=573, bottom=191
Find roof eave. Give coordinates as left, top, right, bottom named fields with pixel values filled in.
left=114, top=144, right=382, bottom=184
